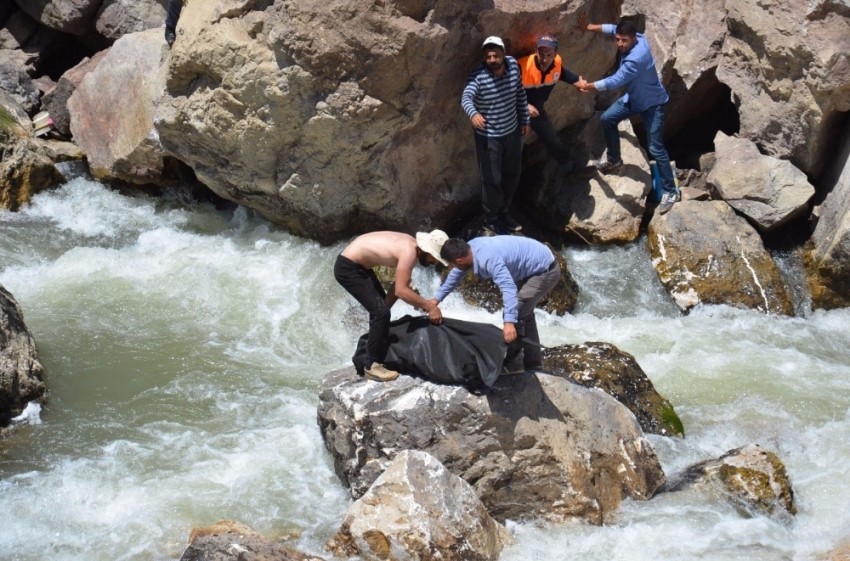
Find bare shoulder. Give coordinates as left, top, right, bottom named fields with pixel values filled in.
left=341, top=231, right=416, bottom=268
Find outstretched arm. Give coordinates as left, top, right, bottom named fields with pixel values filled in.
left=577, top=11, right=604, bottom=33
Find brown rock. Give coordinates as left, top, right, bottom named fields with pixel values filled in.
left=667, top=444, right=796, bottom=519
left=648, top=200, right=794, bottom=314
left=180, top=519, right=324, bottom=561
left=68, top=28, right=167, bottom=184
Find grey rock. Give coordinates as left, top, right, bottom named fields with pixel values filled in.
left=317, top=366, right=666, bottom=525
left=0, top=283, right=45, bottom=428
left=708, top=132, right=814, bottom=232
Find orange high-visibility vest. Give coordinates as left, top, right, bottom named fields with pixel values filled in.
left=519, top=54, right=563, bottom=88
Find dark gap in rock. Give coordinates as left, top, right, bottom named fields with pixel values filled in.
left=662, top=69, right=740, bottom=171
left=810, top=109, right=849, bottom=206
left=32, top=31, right=106, bottom=81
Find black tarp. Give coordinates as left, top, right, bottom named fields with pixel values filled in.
left=353, top=316, right=521, bottom=390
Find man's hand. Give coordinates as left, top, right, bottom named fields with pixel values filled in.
left=575, top=76, right=594, bottom=93
left=470, top=113, right=486, bottom=130
left=427, top=306, right=442, bottom=324
left=577, top=11, right=589, bottom=32
left=503, top=322, right=517, bottom=343
left=528, top=104, right=539, bottom=118
left=520, top=124, right=530, bottom=137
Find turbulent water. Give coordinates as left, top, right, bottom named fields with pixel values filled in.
left=0, top=179, right=848, bottom=561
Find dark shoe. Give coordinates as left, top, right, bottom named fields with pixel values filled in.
left=482, top=221, right=510, bottom=236
left=499, top=214, right=522, bottom=233
left=364, top=363, right=399, bottom=382
left=592, top=158, right=623, bottom=174
left=658, top=190, right=681, bottom=215
left=165, top=30, right=176, bottom=48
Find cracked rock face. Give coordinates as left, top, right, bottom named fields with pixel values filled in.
left=647, top=200, right=794, bottom=315
left=328, top=450, right=510, bottom=561
left=317, top=367, right=666, bottom=525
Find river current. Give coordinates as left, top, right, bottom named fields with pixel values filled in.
left=0, top=178, right=848, bottom=560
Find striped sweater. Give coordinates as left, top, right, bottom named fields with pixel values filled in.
left=461, top=56, right=530, bottom=138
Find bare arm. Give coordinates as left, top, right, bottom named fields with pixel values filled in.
left=392, top=253, right=443, bottom=324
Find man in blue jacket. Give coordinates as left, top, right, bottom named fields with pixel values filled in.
left=576, top=13, right=680, bottom=214
left=429, top=236, right=560, bottom=372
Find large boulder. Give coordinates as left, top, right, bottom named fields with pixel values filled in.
left=155, top=1, right=600, bottom=244
left=542, top=342, right=684, bottom=437
left=68, top=28, right=168, bottom=184
left=707, top=132, right=814, bottom=232
left=647, top=200, right=794, bottom=314
left=714, top=0, right=850, bottom=177
left=0, top=284, right=46, bottom=427
left=806, top=123, right=850, bottom=310
left=328, top=450, right=510, bottom=561
left=666, top=444, right=796, bottom=519
left=317, top=367, right=666, bottom=525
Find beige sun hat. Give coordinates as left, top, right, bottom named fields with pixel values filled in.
left=416, top=229, right=449, bottom=266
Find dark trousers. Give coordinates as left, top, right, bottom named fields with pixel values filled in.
left=165, top=0, right=183, bottom=34
left=474, top=129, right=522, bottom=221
left=530, top=109, right=571, bottom=168
left=334, top=254, right=390, bottom=368
left=516, top=261, right=561, bottom=368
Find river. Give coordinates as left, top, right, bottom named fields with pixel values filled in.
left=1, top=178, right=848, bottom=560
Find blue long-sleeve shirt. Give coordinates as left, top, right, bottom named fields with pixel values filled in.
left=435, top=236, right=555, bottom=323
left=461, top=56, right=530, bottom=138
left=593, top=24, right=669, bottom=112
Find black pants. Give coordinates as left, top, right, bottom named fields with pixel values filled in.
left=334, top=254, right=390, bottom=369
left=165, top=0, right=183, bottom=34
left=474, top=129, right=522, bottom=222
left=530, top=108, right=571, bottom=168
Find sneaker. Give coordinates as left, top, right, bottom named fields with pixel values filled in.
left=592, top=158, right=623, bottom=174
left=658, top=190, right=681, bottom=215
left=482, top=221, right=510, bottom=236
left=499, top=214, right=522, bottom=233
left=165, top=30, right=176, bottom=48
left=364, top=363, right=399, bottom=382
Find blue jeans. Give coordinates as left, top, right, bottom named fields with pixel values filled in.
left=601, top=98, right=676, bottom=195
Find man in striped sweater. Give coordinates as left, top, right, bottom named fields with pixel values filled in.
left=461, top=36, right=531, bottom=235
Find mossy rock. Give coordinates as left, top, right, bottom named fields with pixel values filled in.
left=542, top=341, right=685, bottom=437
left=667, top=444, right=796, bottom=519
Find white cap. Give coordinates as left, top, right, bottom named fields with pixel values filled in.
left=482, top=36, right=505, bottom=50
left=416, top=229, right=449, bottom=266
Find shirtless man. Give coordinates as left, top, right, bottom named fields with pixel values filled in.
left=334, top=230, right=448, bottom=381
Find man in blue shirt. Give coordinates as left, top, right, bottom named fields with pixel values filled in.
left=575, top=13, right=680, bottom=214
left=430, top=236, right=560, bottom=371
left=461, top=36, right=531, bottom=235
